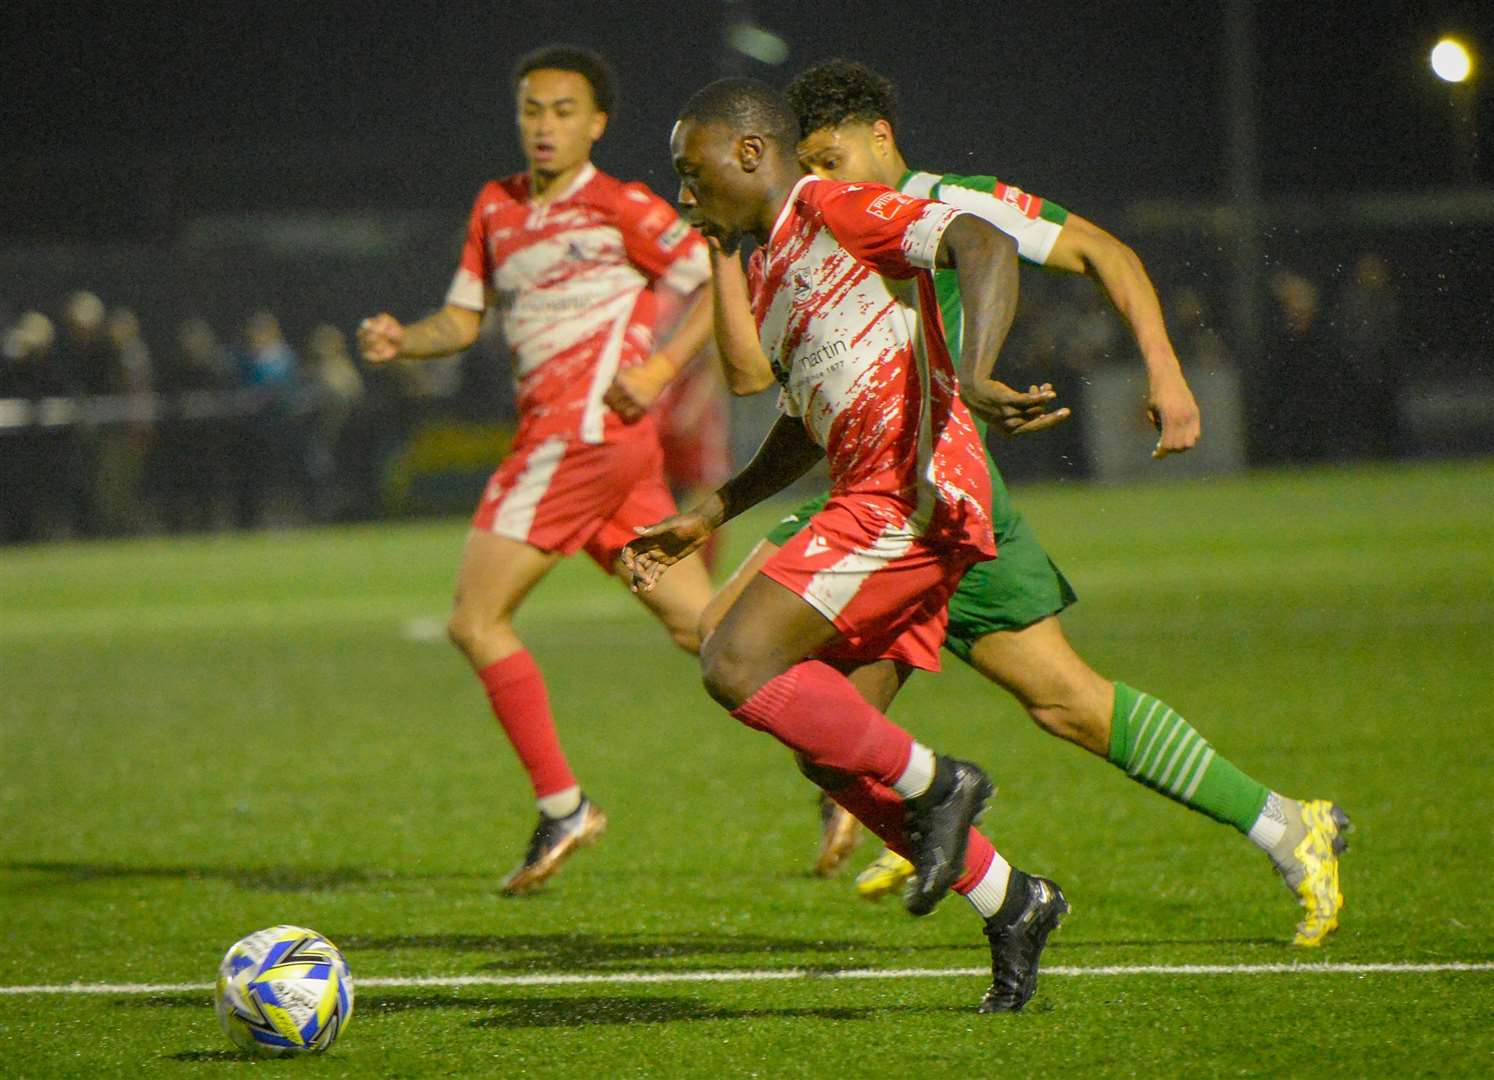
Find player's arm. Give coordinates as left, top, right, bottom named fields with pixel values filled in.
left=709, top=243, right=776, bottom=395
left=357, top=304, right=483, bottom=363
left=1045, top=213, right=1200, bottom=458
left=622, top=414, right=822, bottom=591
left=938, top=214, right=1069, bottom=437
left=604, top=282, right=714, bottom=422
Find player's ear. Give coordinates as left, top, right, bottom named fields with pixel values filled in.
left=589, top=111, right=608, bottom=141
left=871, top=119, right=895, bottom=158
left=738, top=134, right=765, bottom=173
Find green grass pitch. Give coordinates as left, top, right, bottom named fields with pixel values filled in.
left=1, top=459, right=1491, bottom=1077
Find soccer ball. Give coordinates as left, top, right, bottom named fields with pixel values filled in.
left=214, top=925, right=354, bottom=1056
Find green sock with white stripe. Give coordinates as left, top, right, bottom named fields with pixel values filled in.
left=1107, top=682, right=1270, bottom=834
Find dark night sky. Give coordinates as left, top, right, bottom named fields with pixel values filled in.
left=6, top=0, right=1491, bottom=239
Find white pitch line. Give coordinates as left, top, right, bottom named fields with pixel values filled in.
left=1, top=961, right=1490, bottom=997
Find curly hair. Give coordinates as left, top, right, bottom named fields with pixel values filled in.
left=678, top=77, right=799, bottom=152
left=512, top=44, right=617, bottom=114
left=784, top=59, right=898, bottom=138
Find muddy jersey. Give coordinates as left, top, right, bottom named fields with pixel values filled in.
left=747, top=175, right=994, bottom=556
left=447, top=163, right=709, bottom=445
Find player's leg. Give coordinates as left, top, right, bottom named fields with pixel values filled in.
left=447, top=527, right=605, bottom=895
left=796, top=656, right=1067, bottom=1013
left=619, top=549, right=713, bottom=655
left=702, top=534, right=993, bottom=918
left=701, top=501, right=870, bottom=873
left=701, top=494, right=825, bottom=645
left=459, top=435, right=654, bottom=895
left=699, top=538, right=779, bottom=645
left=967, top=615, right=1350, bottom=946
left=588, top=434, right=714, bottom=655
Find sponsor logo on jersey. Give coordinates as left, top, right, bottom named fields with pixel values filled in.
left=803, top=533, right=831, bottom=557
left=802, top=337, right=847, bottom=368
left=866, top=190, right=915, bottom=220
left=994, top=183, right=1040, bottom=220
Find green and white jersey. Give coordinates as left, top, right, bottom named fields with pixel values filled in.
left=895, top=169, right=1069, bottom=515
left=899, top=170, right=1068, bottom=265
left=898, top=168, right=1068, bottom=368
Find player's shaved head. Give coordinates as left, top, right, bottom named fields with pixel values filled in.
left=678, top=78, right=799, bottom=152
left=672, top=78, right=806, bottom=251
left=786, top=59, right=898, bottom=137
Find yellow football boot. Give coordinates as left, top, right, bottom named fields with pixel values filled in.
left=1288, top=799, right=1351, bottom=947
left=815, top=795, right=862, bottom=877
left=854, top=848, right=915, bottom=901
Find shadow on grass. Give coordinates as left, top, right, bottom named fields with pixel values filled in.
left=128, top=991, right=969, bottom=1028
left=3, top=860, right=483, bottom=892
left=339, top=931, right=877, bottom=971
left=166, top=1050, right=248, bottom=1062
left=438, top=993, right=958, bottom=1027
left=1043, top=937, right=1283, bottom=950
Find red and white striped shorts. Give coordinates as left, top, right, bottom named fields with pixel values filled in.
left=758, top=494, right=987, bottom=673
left=471, top=428, right=678, bottom=569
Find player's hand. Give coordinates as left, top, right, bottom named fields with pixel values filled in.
left=356, top=313, right=405, bottom=363
left=604, top=353, right=675, bottom=423
left=1147, top=373, right=1201, bottom=459
left=621, top=513, right=715, bottom=592
left=967, top=381, right=1071, bottom=437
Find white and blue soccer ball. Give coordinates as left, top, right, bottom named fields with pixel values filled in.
left=215, top=925, right=354, bottom=1056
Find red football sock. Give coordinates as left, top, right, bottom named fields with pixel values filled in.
left=824, top=775, right=996, bottom=894
left=477, top=650, right=576, bottom=799
left=730, top=661, right=913, bottom=784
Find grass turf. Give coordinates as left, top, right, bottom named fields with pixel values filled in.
left=1, top=459, right=1491, bottom=1077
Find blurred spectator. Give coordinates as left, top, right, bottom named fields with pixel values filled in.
left=301, top=323, right=365, bottom=521
left=229, top=311, right=300, bottom=527
left=55, top=290, right=112, bottom=394
left=1260, top=269, right=1336, bottom=463
left=52, top=290, right=112, bottom=535
left=0, top=313, right=65, bottom=542
left=1167, top=287, right=1233, bottom=371
left=1056, top=274, right=1124, bottom=372
left=149, top=317, right=235, bottom=533
left=94, top=306, right=155, bottom=534
left=1330, top=253, right=1402, bottom=458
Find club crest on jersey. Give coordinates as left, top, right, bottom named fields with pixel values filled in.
left=791, top=268, right=815, bottom=299
left=866, top=190, right=914, bottom=220
left=657, top=219, right=690, bottom=251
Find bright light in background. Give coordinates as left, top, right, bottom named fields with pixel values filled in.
left=727, top=21, right=789, bottom=65
left=1430, top=38, right=1473, bottom=83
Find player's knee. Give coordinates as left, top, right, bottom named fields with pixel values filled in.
left=1027, top=686, right=1112, bottom=756
left=700, top=635, right=767, bottom=711
left=445, top=606, right=507, bottom=662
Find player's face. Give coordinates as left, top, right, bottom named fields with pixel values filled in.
left=670, top=119, right=757, bottom=250
left=797, top=121, right=899, bottom=187
left=516, top=69, right=607, bottom=177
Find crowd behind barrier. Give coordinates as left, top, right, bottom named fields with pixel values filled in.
left=0, top=256, right=1439, bottom=545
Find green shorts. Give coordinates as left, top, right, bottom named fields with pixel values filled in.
left=765, top=493, right=1076, bottom=665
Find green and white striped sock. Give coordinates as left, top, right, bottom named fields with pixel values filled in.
left=1108, top=683, right=1270, bottom=834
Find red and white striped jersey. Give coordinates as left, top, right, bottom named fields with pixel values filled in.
left=748, top=175, right=994, bottom=556
left=447, top=163, right=709, bottom=446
